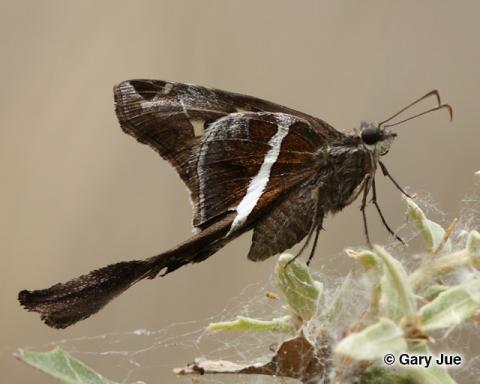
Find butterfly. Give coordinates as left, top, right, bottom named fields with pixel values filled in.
left=18, top=80, right=452, bottom=328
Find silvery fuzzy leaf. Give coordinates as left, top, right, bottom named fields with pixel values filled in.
left=419, top=277, right=480, bottom=331
left=405, top=198, right=451, bottom=253
left=402, top=344, right=456, bottom=384
left=424, top=285, right=449, bottom=301
left=347, top=249, right=383, bottom=276
left=359, top=367, right=415, bottom=384
left=466, top=230, right=480, bottom=265
left=207, top=315, right=294, bottom=333
left=375, top=246, right=416, bottom=323
left=322, top=272, right=352, bottom=322
left=335, top=318, right=407, bottom=361
left=276, top=253, right=322, bottom=321
left=17, top=347, right=117, bottom=384
left=346, top=249, right=383, bottom=315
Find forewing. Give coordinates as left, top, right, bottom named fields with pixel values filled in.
left=114, top=80, right=341, bottom=227
left=196, top=112, right=323, bottom=228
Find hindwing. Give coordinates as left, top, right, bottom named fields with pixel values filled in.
left=248, top=179, right=322, bottom=261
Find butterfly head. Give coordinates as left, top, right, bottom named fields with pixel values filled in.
left=359, top=90, right=453, bottom=158
left=360, top=121, right=397, bottom=156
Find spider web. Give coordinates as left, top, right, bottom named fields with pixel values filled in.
left=22, top=177, right=480, bottom=384
left=24, top=263, right=371, bottom=383
left=395, top=178, right=480, bottom=384
left=29, top=279, right=305, bottom=384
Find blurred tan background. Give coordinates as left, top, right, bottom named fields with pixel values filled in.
left=1, top=1, right=480, bottom=383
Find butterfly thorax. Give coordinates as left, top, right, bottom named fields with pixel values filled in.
left=313, top=135, right=373, bottom=213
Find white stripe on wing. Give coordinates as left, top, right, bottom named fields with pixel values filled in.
left=227, top=114, right=293, bottom=235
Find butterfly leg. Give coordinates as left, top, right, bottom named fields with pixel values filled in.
left=286, top=219, right=322, bottom=268
left=306, top=223, right=322, bottom=266
left=306, top=197, right=325, bottom=265
left=290, top=222, right=316, bottom=261
left=371, top=177, right=406, bottom=245
left=286, top=192, right=322, bottom=267
left=360, top=177, right=372, bottom=248
left=378, top=161, right=411, bottom=198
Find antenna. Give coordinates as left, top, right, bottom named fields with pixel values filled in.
left=378, top=90, right=453, bottom=129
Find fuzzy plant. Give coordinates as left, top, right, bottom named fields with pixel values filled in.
left=174, top=197, right=480, bottom=383
left=17, top=183, right=480, bottom=383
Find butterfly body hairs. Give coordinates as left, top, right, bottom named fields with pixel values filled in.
left=18, top=80, right=452, bottom=328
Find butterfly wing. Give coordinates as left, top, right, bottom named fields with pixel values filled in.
left=17, top=81, right=352, bottom=330
left=114, top=80, right=342, bottom=230
left=196, top=111, right=326, bottom=231
left=247, top=179, right=323, bottom=261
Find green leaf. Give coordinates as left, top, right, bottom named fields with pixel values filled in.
left=419, top=277, right=480, bottom=331
left=409, top=250, right=472, bottom=291
left=403, top=344, right=456, bottom=384
left=360, top=367, right=415, bottom=384
left=405, top=198, right=450, bottom=253
left=322, top=272, right=352, bottom=322
left=17, top=347, right=116, bottom=384
left=347, top=249, right=383, bottom=276
left=275, top=253, right=322, bottom=321
left=347, top=249, right=383, bottom=316
left=423, top=285, right=449, bottom=301
left=207, top=315, right=294, bottom=333
left=335, top=318, right=407, bottom=361
left=375, top=246, right=416, bottom=323
left=467, top=230, right=480, bottom=266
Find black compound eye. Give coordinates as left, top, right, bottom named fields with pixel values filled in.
left=361, top=127, right=383, bottom=145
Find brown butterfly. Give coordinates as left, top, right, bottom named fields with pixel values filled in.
left=18, top=80, right=452, bottom=328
